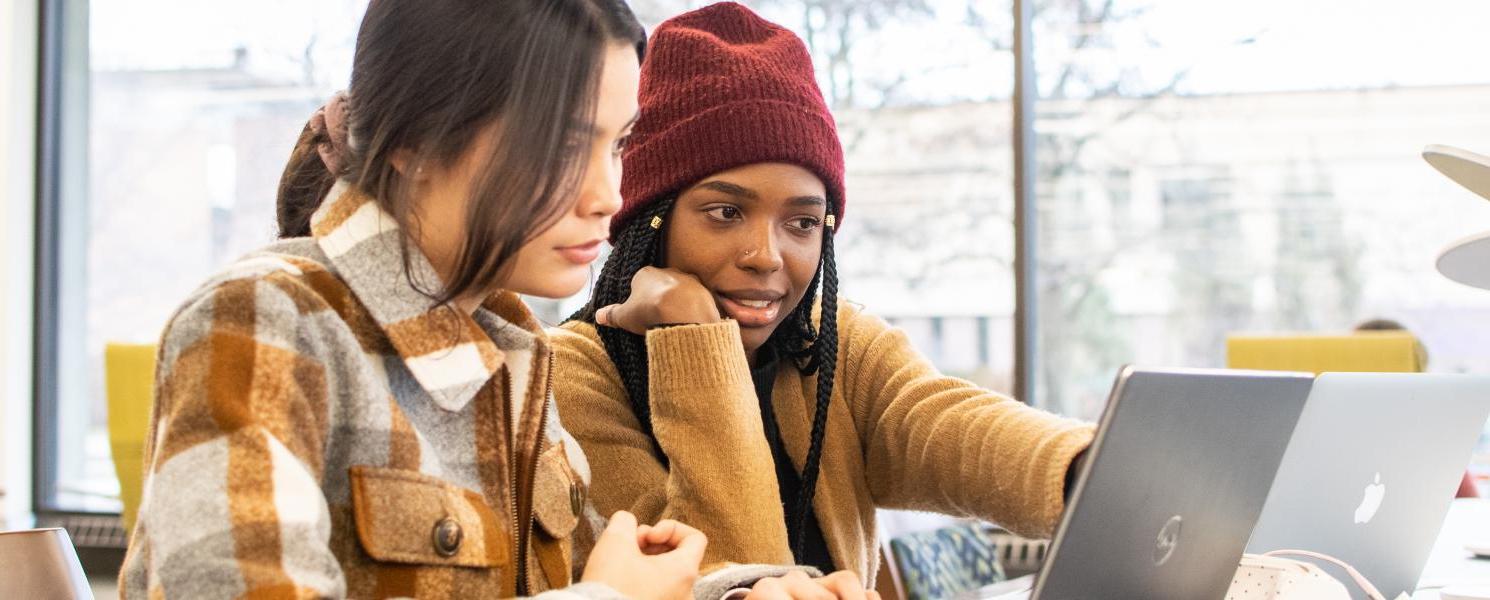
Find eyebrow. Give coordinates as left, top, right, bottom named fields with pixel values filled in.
left=695, top=180, right=759, bottom=200
left=694, top=181, right=827, bottom=208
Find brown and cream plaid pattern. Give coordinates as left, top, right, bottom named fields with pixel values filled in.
left=118, top=181, right=621, bottom=599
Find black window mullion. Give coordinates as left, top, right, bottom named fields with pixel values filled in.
left=32, top=0, right=67, bottom=517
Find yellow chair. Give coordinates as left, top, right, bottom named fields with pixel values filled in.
left=1225, top=331, right=1424, bottom=375
left=1227, top=329, right=1485, bottom=497
left=105, top=343, right=157, bottom=534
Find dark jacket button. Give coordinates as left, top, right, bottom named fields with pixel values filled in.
left=433, top=517, right=463, bottom=557
left=570, top=482, right=585, bottom=517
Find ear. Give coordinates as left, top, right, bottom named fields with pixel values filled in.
left=389, top=148, right=432, bottom=183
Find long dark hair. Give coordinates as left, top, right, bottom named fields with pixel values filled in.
left=276, top=0, right=645, bottom=305
left=569, top=197, right=840, bottom=561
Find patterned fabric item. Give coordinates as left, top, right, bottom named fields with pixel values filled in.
left=118, top=181, right=602, bottom=599
left=890, top=524, right=1007, bottom=600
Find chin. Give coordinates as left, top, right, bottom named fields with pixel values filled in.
left=511, top=271, right=588, bottom=300
left=741, top=331, right=771, bottom=357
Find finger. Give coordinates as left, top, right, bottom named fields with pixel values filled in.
left=748, top=578, right=789, bottom=600
left=816, top=571, right=867, bottom=600
left=867, top=591, right=882, bottom=600
left=598, top=302, right=648, bottom=335
left=644, top=519, right=678, bottom=547
left=591, top=510, right=640, bottom=561
left=659, top=523, right=707, bottom=568
left=639, top=526, right=678, bottom=554
left=650, top=519, right=703, bottom=548
left=637, top=522, right=675, bottom=555
left=596, top=509, right=637, bottom=547
left=596, top=304, right=617, bottom=327
left=782, top=575, right=836, bottom=600
left=610, top=510, right=638, bottom=527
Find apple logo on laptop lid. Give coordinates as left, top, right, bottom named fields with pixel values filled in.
left=1355, top=473, right=1386, bottom=524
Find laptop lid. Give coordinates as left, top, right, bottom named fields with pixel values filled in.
left=1246, top=372, right=1490, bottom=598
left=0, top=528, right=92, bottom=599
left=1032, top=366, right=1314, bottom=600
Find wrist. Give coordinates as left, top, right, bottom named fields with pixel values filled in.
left=656, top=301, right=722, bottom=325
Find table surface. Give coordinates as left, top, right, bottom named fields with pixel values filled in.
left=973, top=499, right=1490, bottom=599
left=1411, top=499, right=1490, bottom=599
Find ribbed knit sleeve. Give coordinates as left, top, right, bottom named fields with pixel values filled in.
left=550, top=321, right=795, bottom=570
left=836, top=303, right=1095, bottom=537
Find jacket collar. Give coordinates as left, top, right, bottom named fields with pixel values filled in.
left=309, top=180, right=540, bottom=411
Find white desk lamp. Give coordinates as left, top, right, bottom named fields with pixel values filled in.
left=1423, top=145, right=1490, bottom=600
left=1425, top=145, right=1490, bottom=292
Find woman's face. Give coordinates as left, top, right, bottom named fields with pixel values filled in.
left=664, top=162, right=828, bottom=358
left=417, top=42, right=641, bottom=302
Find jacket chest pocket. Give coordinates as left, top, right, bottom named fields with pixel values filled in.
left=530, top=443, right=587, bottom=590
left=349, top=465, right=509, bottom=569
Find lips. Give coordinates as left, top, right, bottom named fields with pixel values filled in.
left=715, top=289, right=786, bottom=327
left=556, top=240, right=603, bottom=265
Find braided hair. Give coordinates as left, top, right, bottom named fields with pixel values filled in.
left=569, top=197, right=840, bottom=561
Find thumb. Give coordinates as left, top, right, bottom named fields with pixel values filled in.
left=661, top=525, right=707, bottom=569
left=595, top=304, right=621, bottom=328
left=594, top=510, right=641, bottom=553
left=596, top=303, right=647, bottom=335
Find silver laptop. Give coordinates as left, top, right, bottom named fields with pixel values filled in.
left=992, top=366, right=1315, bottom=600
left=1246, top=372, right=1490, bottom=599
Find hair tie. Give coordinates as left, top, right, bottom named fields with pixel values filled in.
left=311, top=91, right=351, bottom=174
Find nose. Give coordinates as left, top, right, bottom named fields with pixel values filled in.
left=577, top=153, right=623, bottom=220
left=736, top=219, right=784, bottom=274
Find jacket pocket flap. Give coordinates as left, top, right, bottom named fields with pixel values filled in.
left=532, top=445, right=581, bottom=539
left=349, top=465, right=508, bottom=568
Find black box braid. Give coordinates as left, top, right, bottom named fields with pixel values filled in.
left=568, top=196, right=841, bottom=563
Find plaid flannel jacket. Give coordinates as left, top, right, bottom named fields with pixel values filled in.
left=120, top=181, right=617, bottom=599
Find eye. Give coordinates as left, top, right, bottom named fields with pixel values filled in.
left=786, top=216, right=822, bottom=233
left=704, top=205, right=742, bottom=222
left=611, top=134, right=632, bottom=158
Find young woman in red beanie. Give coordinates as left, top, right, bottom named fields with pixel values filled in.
left=552, top=1, right=1097, bottom=588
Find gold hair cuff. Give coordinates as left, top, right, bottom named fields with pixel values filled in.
left=825, top=215, right=836, bottom=230
left=650, top=216, right=664, bottom=230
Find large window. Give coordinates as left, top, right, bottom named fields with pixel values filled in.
left=38, top=0, right=1016, bottom=517
left=1031, top=0, right=1490, bottom=420
left=38, top=0, right=369, bottom=513
left=34, top=0, right=1490, bottom=525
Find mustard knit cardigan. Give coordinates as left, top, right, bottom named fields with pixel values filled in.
left=550, top=300, right=1095, bottom=584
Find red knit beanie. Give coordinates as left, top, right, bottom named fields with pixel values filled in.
left=613, top=2, right=845, bottom=238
